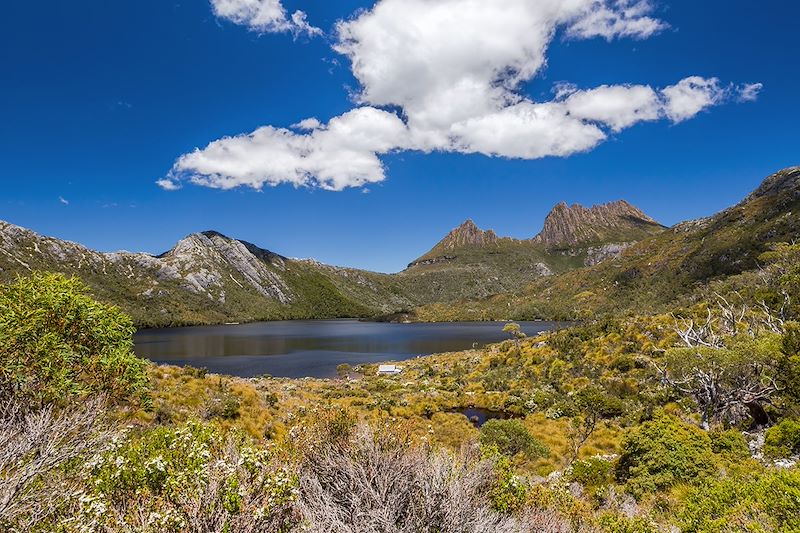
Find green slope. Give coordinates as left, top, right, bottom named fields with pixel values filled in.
left=414, top=166, right=800, bottom=321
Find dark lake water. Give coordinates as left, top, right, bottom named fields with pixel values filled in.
left=134, top=320, right=566, bottom=379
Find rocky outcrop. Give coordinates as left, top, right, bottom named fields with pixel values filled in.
left=744, top=166, right=800, bottom=201
left=437, top=220, right=499, bottom=250
left=0, top=221, right=293, bottom=306
left=584, top=243, right=633, bottom=266
left=533, top=200, right=664, bottom=248
left=162, top=232, right=292, bottom=304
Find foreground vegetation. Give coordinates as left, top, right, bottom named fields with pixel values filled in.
left=2, top=265, right=800, bottom=531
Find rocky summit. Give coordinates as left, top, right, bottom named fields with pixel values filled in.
left=532, top=200, right=665, bottom=248
left=435, top=219, right=500, bottom=250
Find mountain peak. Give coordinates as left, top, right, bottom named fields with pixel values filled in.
left=439, top=219, right=499, bottom=250
left=533, top=200, right=663, bottom=248
left=743, top=166, right=800, bottom=202
left=407, top=219, right=501, bottom=268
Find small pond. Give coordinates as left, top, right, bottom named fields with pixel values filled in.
left=457, top=408, right=521, bottom=428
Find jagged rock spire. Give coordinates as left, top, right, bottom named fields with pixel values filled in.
left=532, top=200, right=662, bottom=248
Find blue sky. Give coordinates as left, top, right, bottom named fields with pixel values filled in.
left=1, top=0, right=797, bottom=273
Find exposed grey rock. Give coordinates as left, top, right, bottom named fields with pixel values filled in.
left=532, top=262, right=553, bottom=276
left=584, top=242, right=634, bottom=266
left=0, top=221, right=293, bottom=305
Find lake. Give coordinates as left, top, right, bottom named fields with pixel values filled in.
left=134, top=319, right=566, bottom=378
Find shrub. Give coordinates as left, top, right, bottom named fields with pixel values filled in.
left=615, top=414, right=714, bottom=497
left=204, top=381, right=242, bottom=420
left=763, top=418, right=800, bottom=458
left=77, top=421, right=299, bottom=532
left=479, top=419, right=550, bottom=459
left=597, top=513, right=659, bottom=533
left=568, top=457, right=614, bottom=488
left=778, top=322, right=800, bottom=405
left=708, top=428, right=750, bottom=460
left=488, top=455, right=528, bottom=513
left=0, top=398, right=110, bottom=530
left=575, top=387, right=626, bottom=419
left=298, top=424, right=555, bottom=532
left=679, top=469, right=800, bottom=532
left=0, top=273, right=149, bottom=407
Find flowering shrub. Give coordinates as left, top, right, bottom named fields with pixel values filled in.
left=67, top=421, right=299, bottom=533
left=488, top=454, right=528, bottom=513
left=568, top=457, right=615, bottom=488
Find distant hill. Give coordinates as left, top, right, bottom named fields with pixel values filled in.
left=0, top=223, right=412, bottom=326
left=414, top=166, right=800, bottom=321
left=0, top=192, right=671, bottom=326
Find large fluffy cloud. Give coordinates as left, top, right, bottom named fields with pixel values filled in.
left=164, top=0, right=761, bottom=191
left=210, top=0, right=320, bottom=35
left=164, top=107, right=409, bottom=191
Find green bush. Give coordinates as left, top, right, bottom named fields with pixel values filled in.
left=576, top=386, right=626, bottom=419
left=479, top=419, right=549, bottom=459
left=0, top=273, right=149, bottom=407
left=568, top=457, right=614, bottom=487
left=778, top=321, right=800, bottom=405
left=709, top=428, right=750, bottom=460
left=488, top=455, right=528, bottom=513
left=615, top=414, right=714, bottom=497
left=679, top=469, right=800, bottom=532
left=763, top=418, right=800, bottom=459
left=598, top=513, right=659, bottom=533
left=77, top=421, right=299, bottom=532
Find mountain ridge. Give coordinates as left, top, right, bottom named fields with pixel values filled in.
left=8, top=166, right=792, bottom=328
left=412, top=165, right=800, bottom=321
left=532, top=199, right=665, bottom=248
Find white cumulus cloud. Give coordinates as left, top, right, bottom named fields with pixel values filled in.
left=163, top=0, right=761, bottom=192
left=563, top=84, right=662, bottom=131
left=170, top=107, right=409, bottom=191
left=210, top=0, right=320, bottom=35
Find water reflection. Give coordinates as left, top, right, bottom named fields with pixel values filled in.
left=134, top=319, right=567, bottom=379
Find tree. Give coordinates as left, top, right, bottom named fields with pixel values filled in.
left=656, top=335, right=782, bottom=428
left=0, top=273, right=150, bottom=408
left=502, top=322, right=526, bottom=347
left=336, top=363, right=353, bottom=379
left=652, top=299, right=786, bottom=428
left=565, top=387, right=621, bottom=465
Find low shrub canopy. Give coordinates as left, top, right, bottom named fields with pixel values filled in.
left=479, top=419, right=550, bottom=459
left=679, top=469, right=800, bottom=532
left=763, top=418, right=800, bottom=459
left=0, top=272, right=149, bottom=407
left=615, top=414, right=714, bottom=496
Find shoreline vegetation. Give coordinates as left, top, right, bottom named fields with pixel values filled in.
left=2, top=261, right=800, bottom=531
